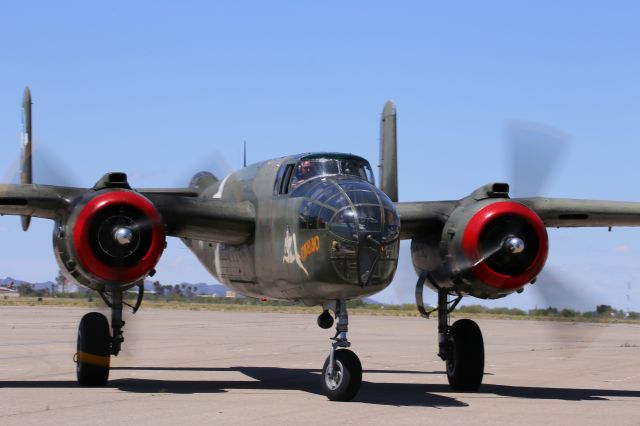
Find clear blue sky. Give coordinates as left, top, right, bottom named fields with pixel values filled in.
left=0, top=1, right=639, bottom=311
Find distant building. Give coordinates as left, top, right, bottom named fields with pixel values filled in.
left=225, top=291, right=237, bottom=298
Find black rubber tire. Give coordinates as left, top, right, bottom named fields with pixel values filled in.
left=76, top=312, right=110, bottom=386
left=321, top=349, right=363, bottom=401
left=446, top=319, right=484, bottom=391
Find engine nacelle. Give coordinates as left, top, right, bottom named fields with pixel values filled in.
left=412, top=199, right=548, bottom=299
left=53, top=189, right=165, bottom=291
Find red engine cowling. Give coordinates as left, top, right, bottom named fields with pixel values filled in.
left=54, top=190, right=165, bottom=291
left=413, top=199, right=548, bottom=299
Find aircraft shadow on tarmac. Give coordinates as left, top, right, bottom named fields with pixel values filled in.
left=2, top=366, right=640, bottom=407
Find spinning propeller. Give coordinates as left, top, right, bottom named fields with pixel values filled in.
left=506, top=121, right=606, bottom=352
left=458, top=121, right=569, bottom=277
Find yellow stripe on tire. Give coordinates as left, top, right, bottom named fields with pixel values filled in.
left=77, top=351, right=110, bottom=368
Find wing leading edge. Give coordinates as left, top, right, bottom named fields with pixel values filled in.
left=516, top=197, right=640, bottom=228
left=2, top=182, right=637, bottom=244
left=396, top=194, right=640, bottom=241
left=0, top=184, right=81, bottom=219
left=0, top=183, right=255, bottom=245
left=142, top=192, right=255, bottom=244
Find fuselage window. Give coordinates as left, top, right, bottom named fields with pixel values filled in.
left=280, top=164, right=295, bottom=194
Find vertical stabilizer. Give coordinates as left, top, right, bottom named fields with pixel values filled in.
left=21, top=87, right=32, bottom=231
left=378, top=100, right=398, bottom=202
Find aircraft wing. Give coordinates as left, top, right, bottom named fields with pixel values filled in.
left=142, top=191, right=255, bottom=244
left=516, top=197, right=640, bottom=228
left=0, top=184, right=83, bottom=219
left=395, top=201, right=457, bottom=240
left=396, top=196, right=640, bottom=240
left=0, top=183, right=255, bottom=245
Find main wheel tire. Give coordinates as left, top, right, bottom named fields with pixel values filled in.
left=446, top=319, right=484, bottom=391
left=76, top=312, right=111, bottom=386
left=321, top=349, right=362, bottom=401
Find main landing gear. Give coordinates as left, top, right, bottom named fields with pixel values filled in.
left=75, top=283, right=144, bottom=386
left=416, top=273, right=485, bottom=390
left=318, top=300, right=362, bottom=401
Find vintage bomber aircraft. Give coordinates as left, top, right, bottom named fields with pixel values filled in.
left=3, top=88, right=640, bottom=401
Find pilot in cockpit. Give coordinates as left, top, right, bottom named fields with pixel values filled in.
left=291, top=160, right=315, bottom=189
left=342, top=160, right=356, bottom=176
left=342, top=160, right=364, bottom=179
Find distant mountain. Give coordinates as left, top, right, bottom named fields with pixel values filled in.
left=0, top=277, right=19, bottom=286
left=0, top=277, right=56, bottom=291
left=0, top=277, right=79, bottom=293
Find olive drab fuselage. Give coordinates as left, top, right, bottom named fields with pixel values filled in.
left=183, top=154, right=401, bottom=306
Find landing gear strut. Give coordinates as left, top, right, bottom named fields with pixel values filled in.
left=321, top=300, right=362, bottom=401
left=76, top=283, right=144, bottom=386
left=416, top=273, right=485, bottom=391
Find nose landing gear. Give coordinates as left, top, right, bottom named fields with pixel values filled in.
left=320, top=300, right=362, bottom=401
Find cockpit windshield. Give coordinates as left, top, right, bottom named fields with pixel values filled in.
left=289, top=156, right=375, bottom=191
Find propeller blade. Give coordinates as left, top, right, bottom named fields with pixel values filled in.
left=528, top=268, right=604, bottom=355
left=1, top=156, right=21, bottom=184
left=531, top=269, right=596, bottom=313
left=507, top=121, right=570, bottom=197
left=456, top=241, right=504, bottom=274
left=183, top=149, right=233, bottom=186
left=33, top=144, right=81, bottom=187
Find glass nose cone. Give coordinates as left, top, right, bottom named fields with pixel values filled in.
left=327, top=179, right=399, bottom=284
left=327, top=182, right=399, bottom=243
left=296, top=177, right=400, bottom=286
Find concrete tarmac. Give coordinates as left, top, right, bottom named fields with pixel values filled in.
left=1, top=306, right=639, bottom=425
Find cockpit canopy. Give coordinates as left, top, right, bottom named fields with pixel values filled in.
left=272, top=153, right=399, bottom=286
left=288, top=155, right=375, bottom=192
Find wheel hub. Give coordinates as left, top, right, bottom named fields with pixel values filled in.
left=325, top=360, right=344, bottom=390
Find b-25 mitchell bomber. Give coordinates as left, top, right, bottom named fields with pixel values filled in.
left=3, top=88, right=639, bottom=401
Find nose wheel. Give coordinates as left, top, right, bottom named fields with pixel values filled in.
left=322, top=349, right=362, bottom=401
left=320, top=300, right=363, bottom=401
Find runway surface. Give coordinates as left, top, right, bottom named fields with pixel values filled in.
left=1, top=306, right=639, bottom=425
